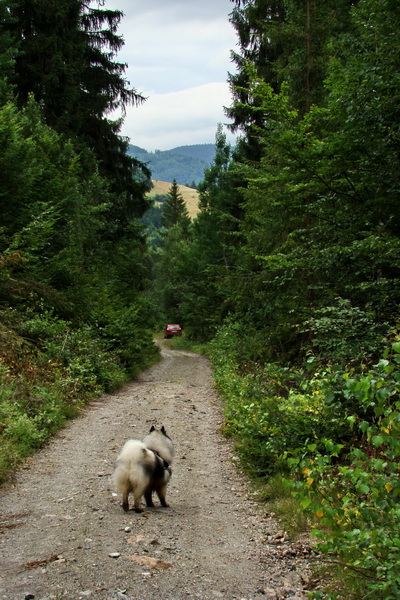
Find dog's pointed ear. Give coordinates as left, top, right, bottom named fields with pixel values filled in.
left=161, top=426, right=167, bottom=435
left=150, top=425, right=156, bottom=432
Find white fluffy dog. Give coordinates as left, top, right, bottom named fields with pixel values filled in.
left=113, top=426, right=174, bottom=512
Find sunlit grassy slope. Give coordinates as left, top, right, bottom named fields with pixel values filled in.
left=148, top=180, right=200, bottom=218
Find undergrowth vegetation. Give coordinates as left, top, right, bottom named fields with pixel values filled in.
left=209, top=322, right=400, bottom=600
left=0, top=309, right=158, bottom=480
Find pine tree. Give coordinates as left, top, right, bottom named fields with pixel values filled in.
left=226, top=0, right=354, bottom=141
left=226, top=0, right=286, bottom=158
left=5, top=0, right=150, bottom=223
left=0, top=1, right=16, bottom=103
left=161, top=180, right=190, bottom=230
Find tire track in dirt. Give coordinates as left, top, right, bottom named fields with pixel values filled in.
left=0, top=341, right=311, bottom=600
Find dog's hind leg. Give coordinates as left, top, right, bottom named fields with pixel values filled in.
left=121, top=486, right=130, bottom=512
left=144, top=487, right=154, bottom=507
left=132, top=480, right=148, bottom=512
left=156, top=483, right=169, bottom=507
left=132, top=490, right=144, bottom=512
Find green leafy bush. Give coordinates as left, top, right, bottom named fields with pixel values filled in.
left=95, top=304, right=158, bottom=377
left=210, top=320, right=400, bottom=598
left=0, top=376, right=73, bottom=474
left=0, top=305, right=159, bottom=480
left=302, top=297, right=386, bottom=366
left=289, top=346, right=400, bottom=599
left=210, top=321, right=348, bottom=476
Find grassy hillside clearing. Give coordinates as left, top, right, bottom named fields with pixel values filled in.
left=148, top=180, right=200, bottom=218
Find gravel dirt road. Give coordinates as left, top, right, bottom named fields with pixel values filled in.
left=0, top=340, right=312, bottom=600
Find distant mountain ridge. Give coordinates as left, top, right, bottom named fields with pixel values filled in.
left=127, top=143, right=216, bottom=186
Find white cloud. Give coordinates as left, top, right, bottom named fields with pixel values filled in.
left=118, top=14, right=236, bottom=94
left=104, top=0, right=238, bottom=150
left=119, top=82, right=235, bottom=150
left=109, top=0, right=235, bottom=22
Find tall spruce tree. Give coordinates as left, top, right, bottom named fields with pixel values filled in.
left=161, top=180, right=191, bottom=231
left=5, top=0, right=150, bottom=224
left=226, top=0, right=286, bottom=158
left=227, top=0, right=354, bottom=139
left=0, top=1, right=16, bottom=102
left=222, top=0, right=400, bottom=364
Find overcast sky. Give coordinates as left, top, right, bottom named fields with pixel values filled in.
left=104, top=0, right=238, bottom=150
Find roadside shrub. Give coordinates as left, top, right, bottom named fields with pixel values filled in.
left=288, top=346, right=400, bottom=599
left=0, top=361, right=80, bottom=476
left=18, top=309, right=69, bottom=342
left=210, top=323, right=344, bottom=476
left=210, top=320, right=400, bottom=598
left=43, top=324, right=127, bottom=394
left=0, top=304, right=158, bottom=480
left=302, top=297, right=386, bottom=366
left=95, top=304, right=158, bottom=377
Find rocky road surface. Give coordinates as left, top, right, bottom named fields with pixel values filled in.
left=0, top=340, right=312, bottom=600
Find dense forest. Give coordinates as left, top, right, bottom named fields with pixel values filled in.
left=1, top=1, right=400, bottom=598
left=127, top=144, right=216, bottom=186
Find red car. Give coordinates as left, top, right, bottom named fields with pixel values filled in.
left=164, top=324, right=182, bottom=339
